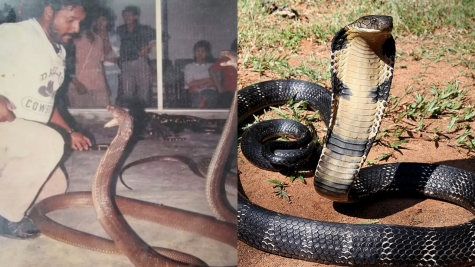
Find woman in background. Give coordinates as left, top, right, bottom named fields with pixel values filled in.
left=183, top=40, right=217, bottom=109
left=95, top=7, right=121, bottom=105
left=67, top=11, right=110, bottom=108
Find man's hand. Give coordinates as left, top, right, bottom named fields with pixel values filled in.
left=139, top=45, right=150, bottom=57
left=70, top=132, right=92, bottom=151
left=219, top=50, right=238, bottom=69
left=0, top=96, right=15, bottom=122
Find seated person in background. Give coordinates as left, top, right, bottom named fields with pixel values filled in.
left=209, top=38, right=238, bottom=109
left=68, top=11, right=110, bottom=108
left=184, top=40, right=217, bottom=109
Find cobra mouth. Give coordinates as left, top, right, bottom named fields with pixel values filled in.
left=313, top=15, right=396, bottom=202
left=104, top=106, right=120, bottom=128
left=104, top=118, right=119, bottom=128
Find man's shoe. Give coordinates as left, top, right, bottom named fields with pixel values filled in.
left=0, top=216, right=40, bottom=239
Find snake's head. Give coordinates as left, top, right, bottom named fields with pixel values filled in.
left=350, top=15, right=393, bottom=33
left=104, top=105, right=134, bottom=136
left=340, top=15, right=395, bottom=63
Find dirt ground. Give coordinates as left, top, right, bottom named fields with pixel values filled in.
left=236, top=22, right=475, bottom=267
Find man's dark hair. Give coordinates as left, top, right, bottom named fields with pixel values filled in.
left=95, top=6, right=115, bottom=31
left=42, top=0, right=84, bottom=12
left=23, top=0, right=86, bottom=19
left=122, top=5, right=140, bottom=16
left=80, top=6, right=114, bottom=33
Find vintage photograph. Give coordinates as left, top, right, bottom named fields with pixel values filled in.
left=0, top=0, right=237, bottom=266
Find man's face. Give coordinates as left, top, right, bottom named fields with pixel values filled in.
left=122, top=11, right=138, bottom=25
left=49, top=6, right=86, bottom=44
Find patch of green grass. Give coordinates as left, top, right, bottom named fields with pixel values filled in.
left=383, top=81, right=475, bottom=152
left=455, top=126, right=475, bottom=151
left=395, top=82, right=468, bottom=125
left=243, top=50, right=290, bottom=75
left=239, top=0, right=475, bottom=78
left=294, top=56, right=331, bottom=82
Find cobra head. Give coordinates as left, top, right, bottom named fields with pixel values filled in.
left=104, top=106, right=134, bottom=136
left=349, top=15, right=393, bottom=33
left=336, top=15, right=395, bottom=63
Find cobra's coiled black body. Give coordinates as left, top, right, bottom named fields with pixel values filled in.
left=237, top=81, right=475, bottom=266
left=239, top=162, right=475, bottom=266
left=238, top=79, right=332, bottom=125
left=237, top=15, right=475, bottom=266
left=239, top=80, right=331, bottom=171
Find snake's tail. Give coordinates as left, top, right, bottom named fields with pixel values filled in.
left=118, top=173, right=134, bottom=190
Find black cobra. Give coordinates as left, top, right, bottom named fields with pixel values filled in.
left=237, top=15, right=475, bottom=266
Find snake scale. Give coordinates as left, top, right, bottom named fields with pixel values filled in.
left=238, top=15, right=475, bottom=266
left=29, top=104, right=237, bottom=267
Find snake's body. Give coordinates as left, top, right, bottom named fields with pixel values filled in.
left=118, top=155, right=238, bottom=194
left=238, top=16, right=475, bottom=266
left=145, top=113, right=225, bottom=141
left=29, top=105, right=237, bottom=266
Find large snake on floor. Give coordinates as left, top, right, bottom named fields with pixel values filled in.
left=29, top=104, right=237, bottom=266
left=237, top=15, right=475, bottom=266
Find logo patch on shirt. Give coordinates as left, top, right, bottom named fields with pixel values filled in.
left=21, top=97, right=54, bottom=114
left=38, top=80, right=54, bottom=97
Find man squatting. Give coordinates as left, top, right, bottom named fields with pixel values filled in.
left=0, top=0, right=91, bottom=239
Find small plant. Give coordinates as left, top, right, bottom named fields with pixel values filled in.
left=360, top=219, right=380, bottom=224
left=288, top=172, right=306, bottom=184
left=455, top=127, right=475, bottom=152
left=268, top=180, right=290, bottom=200
left=240, top=114, right=261, bottom=131
left=367, top=153, right=393, bottom=166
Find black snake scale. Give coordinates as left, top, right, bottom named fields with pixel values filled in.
left=237, top=15, right=475, bottom=266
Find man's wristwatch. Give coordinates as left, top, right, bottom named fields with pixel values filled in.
left=68, top=128, right=76, bottom=135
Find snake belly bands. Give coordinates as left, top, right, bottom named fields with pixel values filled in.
left=238, top=15, right=475, bottom=266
